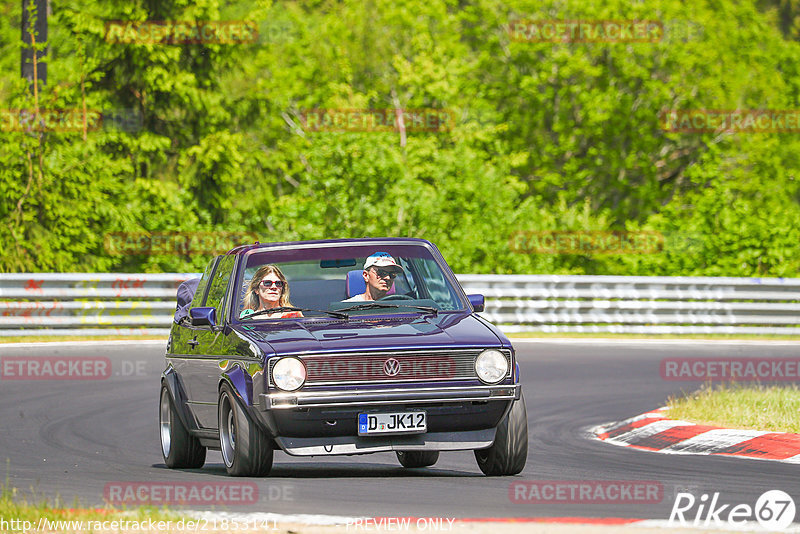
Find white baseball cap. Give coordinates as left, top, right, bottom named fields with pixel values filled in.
left=363, top=252, right=404, bottom=272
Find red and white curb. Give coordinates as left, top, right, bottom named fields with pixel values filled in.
left=591, top=408, right=800, bottom=463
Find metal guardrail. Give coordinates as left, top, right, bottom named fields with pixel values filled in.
left=1, top=273, right=799, bottom=336
left=459, top=275, right=800, bottom=335
left=0, top=273, right=192, bottom=337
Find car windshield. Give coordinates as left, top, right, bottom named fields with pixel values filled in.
left=235, top=242, right=466, bottom=320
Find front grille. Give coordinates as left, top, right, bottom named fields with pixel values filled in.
left=268, top=349, right=512, bottom=386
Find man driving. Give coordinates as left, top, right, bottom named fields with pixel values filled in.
left=344, top=252, right=404, bottom=301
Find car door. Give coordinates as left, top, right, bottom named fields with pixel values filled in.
left=168, top=256, right=219, bottom=428
left=180, top=254, right=238, bottom=429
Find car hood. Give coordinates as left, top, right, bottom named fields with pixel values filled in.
left=233, top=312, right=505, bottom=355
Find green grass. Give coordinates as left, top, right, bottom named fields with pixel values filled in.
left=667, top=384, right=800, bottom=433
left=0, top=484, right=181, bottom=532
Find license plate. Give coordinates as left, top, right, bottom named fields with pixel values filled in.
left=358, top=411, right=427, bottom=435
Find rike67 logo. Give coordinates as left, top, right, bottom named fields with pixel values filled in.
left=670, top=490, right=796, bottom=530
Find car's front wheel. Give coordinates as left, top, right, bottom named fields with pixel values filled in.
left=474, top=391, right=528, bottom=476
left=218, top=383, right=273, bottom=477
left=160, top=385, right=206, bottom=469
left=396, top=450, right=439, bottom=468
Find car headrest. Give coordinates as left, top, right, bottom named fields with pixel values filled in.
left=345, top=270, right=395, bottom=298
left=346, top=270, right=365, bottom=298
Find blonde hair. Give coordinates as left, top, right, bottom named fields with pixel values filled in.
left=245, top=265, right=293, bottom=311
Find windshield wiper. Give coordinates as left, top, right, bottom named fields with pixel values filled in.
left=338, top=302, right=438, bottom=316
left=241, top=306, right=348, bottom=320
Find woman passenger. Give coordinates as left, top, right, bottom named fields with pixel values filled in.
left=240, top=265, right=303, bottom=319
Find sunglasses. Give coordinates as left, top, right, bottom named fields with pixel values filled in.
left=259, top=280, right=284, bottom=289
left=372, top=269, right=397, bottom=280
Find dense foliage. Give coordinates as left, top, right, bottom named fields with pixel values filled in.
left=1, top=0, right=799, bottom=275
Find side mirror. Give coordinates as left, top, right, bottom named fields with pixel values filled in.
left=467, top=294, right=485, bottom=313
left=190, top=307, right=217, bottom=327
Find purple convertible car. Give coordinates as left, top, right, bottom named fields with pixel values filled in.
left=160, top=238, right=527, bottom=476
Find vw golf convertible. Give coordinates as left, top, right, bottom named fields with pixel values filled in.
left=160, top=238, right=527, bottom=476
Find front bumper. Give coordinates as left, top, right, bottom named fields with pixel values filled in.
left=275, top=428, right=497, bottom=456
left=259, top=384, right=521, bottom=410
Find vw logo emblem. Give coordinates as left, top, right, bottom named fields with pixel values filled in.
left=383, top=358, right=401, bottom=377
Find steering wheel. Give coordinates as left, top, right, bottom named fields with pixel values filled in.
left=380, top=294, right=414, bottom=301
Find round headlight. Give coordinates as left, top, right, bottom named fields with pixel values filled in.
left=475, top=349, right=508, bottom=384
left=272, top=357, right=306, bottom=391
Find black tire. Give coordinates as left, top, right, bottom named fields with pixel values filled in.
left=159, top=385, right=206, bottom=469
left=396, top=450, right=439, bottom=468
left=474, top=391, right=528, bottom=476
left=218, top=383, right=273, bottom=477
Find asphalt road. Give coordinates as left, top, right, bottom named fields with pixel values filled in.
left=1, top=339, right=799, bottom=520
